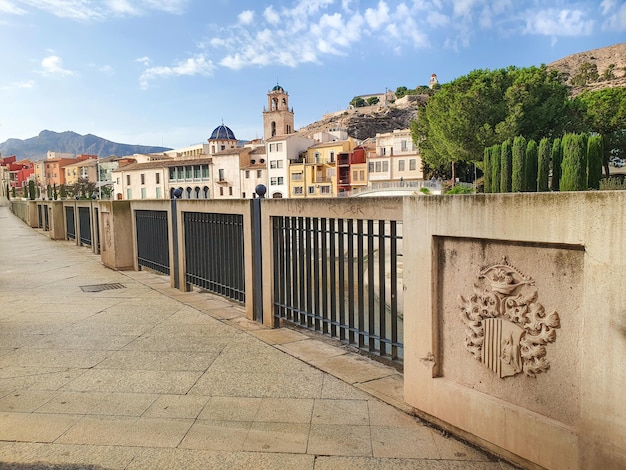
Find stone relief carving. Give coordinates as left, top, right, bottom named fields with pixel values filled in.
left=104, top=217, right=112, bottom=251
left=458, top=256, right=560, bottom=378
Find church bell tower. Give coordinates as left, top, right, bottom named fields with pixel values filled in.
left=263, top=84, right=294, bottom=140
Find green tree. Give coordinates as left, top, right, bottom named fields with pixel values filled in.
left=53, top=183, right=58, bottom=200
left=59, top=184, right=67, bottom=199
left=511, top=136, right=527, bottom=192
left=577, top=87, right=626, bottom=175
left=551, top=138, right=562, bottom=191
left=367, top=96, right=380, bottom=106
left=28, top=181, right=35, bottom=200
left=483, top=147, right=492, bottom=193
left=560, top=133, right=588, bottom=191
left=537, top=138, right=551, bottom=192
left=11, top=186, right=16, bottom=198
left=500, top=139, right=513, bottom=193
left=525, top=139, right=538, bottom=192
left=5, top=184, right=9, bottom=200
left=601, top=64, right=616, bottom=81
left=571, top=62, right=599, bottom=86
left=395, top=86, right=408, bottom=99
left=491, top=144, right=501, bottom=193
left=46, top=184, right=52, bottom=199
left=412, top=66, right=573, bottom=172
left=349, top=96, right=366, bottom=108
left=587, top=135, right=603, bottom=190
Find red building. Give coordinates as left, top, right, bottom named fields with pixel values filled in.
left=2, top=157, right=34, bottom=189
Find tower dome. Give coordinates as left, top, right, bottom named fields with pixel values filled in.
left=209, top=124, right=237, bottom=141
left=271, top=84, right=284, bottom=92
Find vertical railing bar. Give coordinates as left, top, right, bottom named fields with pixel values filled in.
left=338, top=219, right=346, bottom=341
left=367, top=219, right=375, bottom=353
left=378, top=219, right=387, bottom=357
left=328, top=218, right=336, bottom=337
left=390, top=220, right=398, bottom=360
left=312, top=217, right=320, bottom=331
left=305, top=217, right=313, bottom=328
left=298, top=217, right=306, bottom=326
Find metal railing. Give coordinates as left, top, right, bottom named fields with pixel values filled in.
left=78, top=207, right=92, bottom=246
left=135, top=210, right=169, bottom=274
left=272, top=215, right=403, bottom=363
left=183, top=212, right=245, bottom=303
left=65, top=206, right=76, bottom=240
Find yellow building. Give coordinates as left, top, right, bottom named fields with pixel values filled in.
left=289, top=137, right=357, bottom=198
left=64, top=158, right=98, bottom=187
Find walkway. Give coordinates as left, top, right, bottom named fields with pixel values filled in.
left=0, top=203, right=516, bottom=469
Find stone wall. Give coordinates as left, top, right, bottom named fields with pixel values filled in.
left=403, top=192, right=626, bottom=470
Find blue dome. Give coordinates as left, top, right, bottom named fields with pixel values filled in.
left=272, top=84, right=284, bottom=92
left=210, top=124, right=236, bottom=141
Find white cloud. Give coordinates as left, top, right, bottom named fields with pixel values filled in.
left=40, top=55, right=75, bottom=77
left=524, top=9, right=595, bottom=36
left=0, top=79, right=35, bottom=91
left=139, top=54, right=215, bottom=89
left=0, top=0, right=26, bottom=14
left=600, top=0, right=617, bottom=15
left=9, top=0, right=188, bottom=20
left=364, top=1, right=390, bottom=30
left=135, top=56, right=152, bottom=67
left=238, top=9, right=254, bottom=25
left=602, top=1, right=626, bottom=31
left=263, top=5, right=280, bottom=24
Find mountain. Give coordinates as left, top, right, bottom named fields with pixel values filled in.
left=0, top=130, right=172, bottom=160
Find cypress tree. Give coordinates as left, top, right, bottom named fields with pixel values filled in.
left=587, top=135, right=603, bottom=190
left=46, top=184, right=52, bottom=199
left=560, top=133, right=587, bottom=191
left=483, top=147, right=492, bottom=193
left=53, top=183, right=58, bottom=200
left=60, top=184, right=67, bottom=199
left=5, top=184, right=9, bottom=200
left=537, top=138, right=551, bottom=192
left=551, top=138, right=562, bottom=191
left=28, top=181, right=35, bottom=200
left=491, top=144, right=501, bottom=193
left=525, top=139, right=538, bottom=192
left=512, top=136, right=527, bottom=192
left=500, top=139, right=513, bottom=193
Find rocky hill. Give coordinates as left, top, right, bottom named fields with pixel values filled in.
left=547, top=42, right=626, bottom=95
left=0, top=130, right=171, bottom=160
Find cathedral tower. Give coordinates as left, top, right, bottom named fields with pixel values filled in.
left=263, top=84, right=294, bottom=140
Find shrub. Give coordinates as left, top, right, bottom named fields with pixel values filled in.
left=600, top=176, right=626, bottom=190
left=483, top=147, right=492, bottom=193
left=491, top=144, right=501, bottom=193
left=560, top=133, right=588, bottom=191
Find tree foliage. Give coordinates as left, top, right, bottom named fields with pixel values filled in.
left=587, top=135, right=603, bottom=190
left=511, top=136, right=527, bottom=192
left=560, top=133, right=588, bottom=191
left=571, top=62, right=599, bottom=86
left=551, top=138, right=562, bottom=191
left=537, top=138, right=551, bottom=192
left=483, top=147, right=492, bottom=193
left=525, top=139, right=538, bottom=192
left=349, top=96, right=366, bottom=108
left=491, top=144, right=501, bottom=193
left=412, top=65, right=575, bottom=172
left=500, top=139, right=513, bottom=193
left=366, top=96, right=379, bottom=106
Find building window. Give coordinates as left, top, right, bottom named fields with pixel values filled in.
left=219, top=187, right=224, bottom=196
left=242, top=192, right=246, bottom=198
left=368, top=162, right=374, bottom=173
left=245, top=170, right=250, bottom=178
left=292, top=172, right=303, bottom=181
left=401, top=140, right=408, bottom=151
left=360, top=170, right=365, bottom=180
left=383, top=161, right=389, bottom=172
left=353, top=170, right=358, bottom=181
left=218, top=169, right=225, bottom=181
left=329, top=151, right=335, bottom=163
left=229, top=187, right=233, bottom=196
left=270, top=177, right=277, bottom=185
left=257, top=170, right=262, bottom=178
left=156, top=173, right=160, bottom=184
left=409, top=159, right=417, bottom=171
left=169, top=168, right=175, bottom=181
left=276, top=142, right=283, bottom=151
left=156, top=187, right=162, bottom=199
left=141, top=188, right=146, bottom=199
left=294, top=186, right=303, bottom=195
left=375, top=162, right=381, bottom=172
left=126, top=175, right=131, bottom=185
left=321, top=186, right=330, bottom=194
left=270, top=160, right=276, bottom=169
left=186, top=167, right=192, bottom=179
left=382, top=147, right=386, bottom=156
left=141, top=174, right=145, bottom=185
left=308, top=186, right=315, bottom=194
left=116, top=177, right=120, bottom=185
left=202, top=165, right=209, bottom=178
left=194, top=166, right=201, bottom=179
left=269, top=144, right=275, bottom=152
left=398, top=160, right=405, bottom=171
left=126, top=188, right=132, bottom=199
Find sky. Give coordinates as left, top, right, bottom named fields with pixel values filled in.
left=0, top=0, right=625, bottom=150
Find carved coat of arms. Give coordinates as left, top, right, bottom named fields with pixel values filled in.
left=458, top=257, right=560, bottom=378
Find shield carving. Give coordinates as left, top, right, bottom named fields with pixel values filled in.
left=482, top=318, right=524, bottom=378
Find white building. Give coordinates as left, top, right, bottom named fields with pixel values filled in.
left=266, top=134, right=316, bottom=198
left=368, top=129, right=423, bottom=184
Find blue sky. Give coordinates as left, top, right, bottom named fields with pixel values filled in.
left=0, top=0, right=625, bottom=150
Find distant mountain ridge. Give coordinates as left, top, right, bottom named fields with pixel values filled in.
left=0, top=130, right=172, bottom=160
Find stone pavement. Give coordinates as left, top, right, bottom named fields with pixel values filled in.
left=0, top=204, right=517, bottom=470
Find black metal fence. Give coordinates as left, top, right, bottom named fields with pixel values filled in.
left=78, top=207, right=91, bottom=246
left=272, top=216, right=403, bottom=363
left=183, top=212, right=245, bottom=303
left=65, top=206, right=76, bottom=240
left=135, top=210, right=169, bottom=274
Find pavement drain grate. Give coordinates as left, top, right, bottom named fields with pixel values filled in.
left=80, top=283, right=126, bottom=293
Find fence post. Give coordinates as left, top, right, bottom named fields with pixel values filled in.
left=171, top=188, right=183, bottom=289
left=251, top=184, right=266, bottom=323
